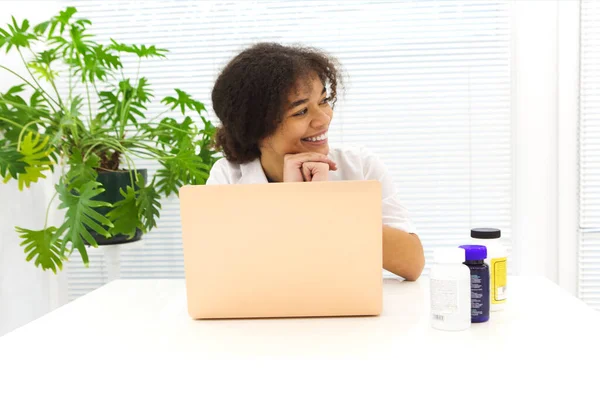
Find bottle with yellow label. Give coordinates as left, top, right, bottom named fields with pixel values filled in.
left=471, top=228, right=507, bottom=311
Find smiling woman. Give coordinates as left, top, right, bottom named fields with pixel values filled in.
left=207, top=42, right=425, bottom=280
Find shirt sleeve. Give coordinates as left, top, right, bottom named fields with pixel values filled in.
left=360, top=147, right=418, bottom=234
left=206, top=158, right=231, bottom=185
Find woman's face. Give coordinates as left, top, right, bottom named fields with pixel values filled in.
left=260, top=74, right=333, bottom=158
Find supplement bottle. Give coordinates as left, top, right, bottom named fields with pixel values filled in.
left=471, top=228, right=507, bottom=311
left=430, top=247, right=471, bottom=331
left=459, top=245, right=490, bottom=323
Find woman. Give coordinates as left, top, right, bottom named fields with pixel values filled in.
left=207, top=42, right=425, bottom=280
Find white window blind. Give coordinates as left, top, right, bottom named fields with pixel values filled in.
left=579, top=0, right=600, bottom=310
left=63, top=0, right=512, bottom=300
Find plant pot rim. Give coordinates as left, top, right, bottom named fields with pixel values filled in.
left=97, top=168, right=147, bottom=174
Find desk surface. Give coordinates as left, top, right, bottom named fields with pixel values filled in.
left=1, top=276, right=599, bottom=397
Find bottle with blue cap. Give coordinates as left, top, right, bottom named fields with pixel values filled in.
left=459, top=245, right=490, bottom=323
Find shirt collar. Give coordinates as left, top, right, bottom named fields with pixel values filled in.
left=239, top=158, right=269, bottom=184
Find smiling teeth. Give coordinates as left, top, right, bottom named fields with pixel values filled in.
left=304, top=133, right=327, bottom=142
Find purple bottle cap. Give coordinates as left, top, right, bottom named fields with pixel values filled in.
left=458, top=245, right=487, bottom=261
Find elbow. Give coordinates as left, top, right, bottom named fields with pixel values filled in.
left=388, top=248, right=425, bottom=282
left=402, top=259, right=425, bottom=281
left=402, top=238, right=425, bottom=281
left=382, top=227, right=426, bottom=281
left=403, top=235, right=425, bottom=282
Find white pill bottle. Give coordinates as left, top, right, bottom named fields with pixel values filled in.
left=430, top=247, right=471, bottom=331
left=471, top=228, right=507, bottom=311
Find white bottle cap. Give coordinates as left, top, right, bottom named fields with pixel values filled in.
left=433, top=247, right=466, bottom=264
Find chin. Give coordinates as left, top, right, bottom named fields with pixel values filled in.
left=299, top=141, right=330, bottom=155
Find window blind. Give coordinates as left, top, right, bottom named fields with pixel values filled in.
left=63, top=0, right=512, bottom=300
left=579, top=0, right=600, bottom=310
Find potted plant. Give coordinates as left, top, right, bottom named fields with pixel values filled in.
left=0, top=7, right=220, bottom=272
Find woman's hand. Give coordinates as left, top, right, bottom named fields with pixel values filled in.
left=283, top=153, right=337, bottom=182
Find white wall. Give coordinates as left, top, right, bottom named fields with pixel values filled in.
left=512, top=0, right=559, bottom=281
left=0, top=1, right=63, bottom=336
left=511, top=0, right=580, bottom=295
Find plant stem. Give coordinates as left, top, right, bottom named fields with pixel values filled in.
left=17, top=49, right=60, bottom=111
left=0, top=65, right=44, bottom=97
left=49, top=79, right=64, bottom=108
left=68, top=64, right=74, bottom=104
left=119, top=92, right=134, bottom=140
left=16, top=119, right=46, bottom=151
left=146, top=109, right=169, bottom=125
left=135, top=58, right=141, bottom=84
left=92, top=81, right=101, bottom=98
left=82, top=139, right=126, bottom=158
left=85, top=82, right=93, bottom=134
left=0, top=116, right=26, bottom=130
left=27, top=47, right=65, bottom=108
left=44, top=190, right=59, bottom=229
left=0, top=97, right=52, bottom=118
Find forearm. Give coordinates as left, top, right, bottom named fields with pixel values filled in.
left=382, top=225, right=425, bottom=281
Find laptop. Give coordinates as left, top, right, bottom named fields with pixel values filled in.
left=179, top=180, right=383, bottom=319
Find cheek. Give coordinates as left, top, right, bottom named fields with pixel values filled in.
left=275, top=120, right=308, bottom=147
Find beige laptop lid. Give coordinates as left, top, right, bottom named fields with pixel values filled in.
left=179, top=180, right=382, bottom=319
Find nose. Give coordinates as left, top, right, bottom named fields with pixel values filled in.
left=310, top=106, right=331, bottom=130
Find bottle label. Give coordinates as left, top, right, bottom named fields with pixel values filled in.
left=491, top=257, right=507, bottom=303
left=470, top=268, right=490, bottom=319
left=430, top=279, right=458, bottom=317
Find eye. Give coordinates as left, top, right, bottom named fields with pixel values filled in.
left=320, top=96, right=330, bottom=105
left=293, top=108, right=308, bottom=117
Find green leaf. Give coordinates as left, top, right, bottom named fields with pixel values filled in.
left=30, top=89, right=49, bottom=111
left=136, top=77, right=152, bottom=103
left=97, top=90, right=119, bottom=123
left=0, top=17, right=37, bottom=52
left=9, top=132, right=54, bottom=190
left=161, top=89, right=206, bottom=116
left=55, top=7, right=78, bottom=32
left=66, top=148, right=99, bottom=190
left=28, top=62, right=59, bottom=82
left=150, top=117, right=194, bottom=147
left=15, top=226, right=66, bottom=273
left=5, top=84, right=25, bottom=97
left=51, top=23, right=94, bottom=59
left=0, top=143, right=27, bottom=179
left=106, top=185, right=143, bottom=238
left=98, top=79, right=148, bottom=127
left=35, top=7, right=79, bottom=37
left=0, top=86, right=51, bottom=142
left=70, top=95, right=83, bottom=118
left=136, top=176, right=161, bottom=232
left=93, top=44, right=121, bottom=69
left=55, top=180, right=113, bottom=266
left=69, top=24, right=93, bottom=54
left=155, top=147, right=210, bottom=197
left=33, top=21, right=51, bottom=36
left=177, top=149, right=211, bottom=182
left=76, top=51, right=110, bottom=82
left=109, top=39, right=168, bottom=58
left=27, top=49, right=60, bottom=82
left=155, top=162, right=182, bottom=197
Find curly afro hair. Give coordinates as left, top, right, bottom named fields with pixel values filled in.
left=211, top=42, right=342, bottom=163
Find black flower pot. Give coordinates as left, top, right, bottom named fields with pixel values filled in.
left=89, top=169, right=148, bottom=245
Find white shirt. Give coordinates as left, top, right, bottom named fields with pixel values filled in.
left=206, top=146, right=417, bottom=234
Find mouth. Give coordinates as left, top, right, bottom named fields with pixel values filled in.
left=301, top=130, right=328, bottom=144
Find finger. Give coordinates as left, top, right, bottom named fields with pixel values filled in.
left=303, top=162, right=330, bottom=182
left=285, top=153, right=337, bottom=170
left=301, top=163, right=311, bottom=182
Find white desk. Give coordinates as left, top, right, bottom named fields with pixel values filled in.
left=1, top=276, right=599, bottom=397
